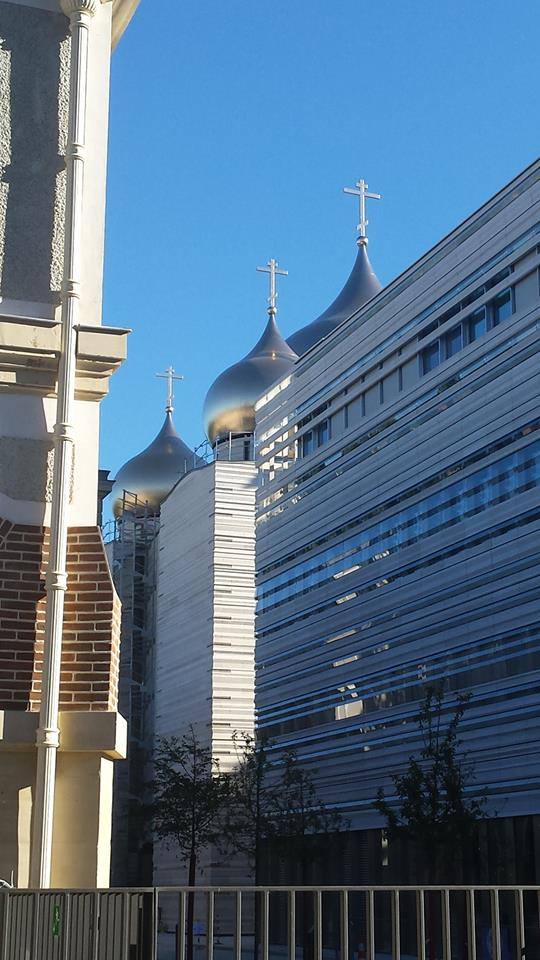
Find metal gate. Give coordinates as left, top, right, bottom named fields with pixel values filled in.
left=0, top=890, right=155, bottom=960
left=2, top=885, right=539, bottom=960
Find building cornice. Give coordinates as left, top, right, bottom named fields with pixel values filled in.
left=0, top=315, right=130, bottom=399
left=111, top=0, right=140, bottom=47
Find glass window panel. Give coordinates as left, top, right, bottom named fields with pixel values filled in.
left=302, top=431, right=315, bottom=456
left=445, top=324, right=463, bottom=358
left=257, top=439, right=540, bottom=611
left=468, top=306, right=487, bottom=342
left=317, top=419, right=330, bottom=446
left=462, top=284, right=485, bottom=307
left=418, top=319, right=439, bottom=341
left=493, top=288, right=513, bottom=325
left=421, top=341, right=440, bottom=374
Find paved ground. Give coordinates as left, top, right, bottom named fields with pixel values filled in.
left=155, top=937, right=419, bottom=960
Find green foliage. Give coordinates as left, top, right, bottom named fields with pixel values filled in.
left=150, top=726, right=229, bottom=870
left=374, top=686, right=487, bottom=871
left=220, top=732, right=277, bottom=872
left=223, top=738, right=346, bottom=882
left=272, top=750, right=347, bottom=877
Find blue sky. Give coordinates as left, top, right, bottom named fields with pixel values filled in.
left=100, top=0, right=539, bottom=478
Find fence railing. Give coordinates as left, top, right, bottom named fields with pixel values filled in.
left=1, top=885, right=539, bottom=960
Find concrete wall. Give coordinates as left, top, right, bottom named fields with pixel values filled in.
left=0, top=709, right=126, bottom=887
left=0, top=393, right=100, bottom=526
left=0, top=0, right=112, bottom=326
left=154, top=461, right=257, bottom=895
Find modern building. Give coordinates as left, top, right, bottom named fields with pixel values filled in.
left=255, top=161, right=540, bottom=879
left=0, top=0, right=139, bottom=886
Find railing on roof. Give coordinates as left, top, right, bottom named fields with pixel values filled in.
left=1, top=884, right=538, bottom=960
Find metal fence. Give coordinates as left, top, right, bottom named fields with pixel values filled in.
left=1, top=885, right=539, bottom=960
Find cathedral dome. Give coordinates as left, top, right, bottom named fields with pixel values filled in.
left=111, top=410, right=197, bottom=518
left=287, top=242, right=381, bottom=356
left=203, top=314, right=297, bottom=445
left=287, top=178, right=383, bottom=356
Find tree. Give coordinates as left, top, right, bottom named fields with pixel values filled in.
left=272, top=749, right=346, bottom=881
left=221, top=733, right=280, bottom=960
left=222, top=732, right=277, bottom=879
left=375, top=687, right=487, bottom=960
left=150, top=727, right=229, bottom=960
left=374, top=686, right=487, bottom=879
left=272, top=751, right=348, bottom=960
left=224, top=742, right=346, bottom=959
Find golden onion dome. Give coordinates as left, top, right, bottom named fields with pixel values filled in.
left=203, top=314, right=298, bottom=445
left=111, top=411, right=199, bottom=518
left=287, top=242, right=381, bottom=356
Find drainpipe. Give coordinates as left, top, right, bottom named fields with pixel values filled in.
left=30, top=0, right=97, bottom=888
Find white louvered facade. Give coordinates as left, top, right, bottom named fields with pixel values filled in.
left=153, top=460, right=257, bottom=888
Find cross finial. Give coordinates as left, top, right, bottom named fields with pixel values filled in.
left=256, top=258, right=288, bottom=316
left=343, top=178, right=382, bottom=246
left=156, top=365, right=184, bottom=413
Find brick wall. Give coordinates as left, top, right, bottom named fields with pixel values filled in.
left=0, top=518, right=120, bottom=712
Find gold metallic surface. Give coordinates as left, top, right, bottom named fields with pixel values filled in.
left=203, top=316, right=297, bottom=444
left=111, top=412, right=197, bottom=517
left=287, top=243, right=381, bottom=356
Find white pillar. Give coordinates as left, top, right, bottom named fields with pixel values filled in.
left=30, top=0, right=97, bottom=889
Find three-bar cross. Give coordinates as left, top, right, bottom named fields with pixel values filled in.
left=156, top=365, right=184, bottom=413
left=343, top=178, right=382, bottom=244
left=256, top=258, right=288, bottom=315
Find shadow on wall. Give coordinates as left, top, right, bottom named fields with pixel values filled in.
left=0, top=3, right=69, bottom=307
left=0, top=736, right=35, bottom=887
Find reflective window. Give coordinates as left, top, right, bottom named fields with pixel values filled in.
left=421, top=341, right=440, bottom=374
left=256, top=440, right=540, bottom=613
left=445, top=324, right=463, bottom=358
left=493, top=288, right=513, bottom=325
left=257, top=507, right=539, bottom=639
left=260, top=626, right=540, bottom=738
left=468, top=306, right=487, bottom=342
left=302, top=431, right=315, bottom=457
left=317, top=419, right=330, bottom=446
left=461, top=284, right=485, bottom=308
left=261, top=321, right=540, bottom=517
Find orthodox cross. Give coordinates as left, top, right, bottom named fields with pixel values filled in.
left=256, top=258, right=288, bottom=315
left=156, top=365, right=184, bottom=413
left=343, top=178, right=382, bottom=244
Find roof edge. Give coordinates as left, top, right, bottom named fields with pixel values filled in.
left=111, top=0, right=140, bottom=48
left=299, top=156, right=540, bottom=366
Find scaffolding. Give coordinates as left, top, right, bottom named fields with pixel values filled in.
left=104, top=492, right=160, bottom=886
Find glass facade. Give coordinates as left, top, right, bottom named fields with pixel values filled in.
left=257, top=438, right=540, bottom=612
left=255, top=187, right=540, bottom=830
left=259, top=314, right=540, bottom=517
left=260, top=625, right=540, bottom=738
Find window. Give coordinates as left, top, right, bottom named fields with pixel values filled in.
left=256, top=438, right=540, bottom=614
left=468, top=306, right=487, bottom=342
left=462, top=284, right=485, bottom=308
left=445, top=324, right=463, bottom=358
left=493, top=288, right=513, bottom=325
left=421, top=341, right=440, bottom=374
left=418, top=319, right=439, bottom=341
left=302, top=431, right=315, bottom=457
left=485, top=266, right=512, bottom=290
left=317, top=419, right=330, bottom=446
